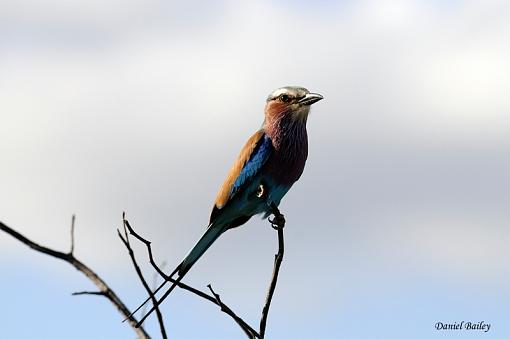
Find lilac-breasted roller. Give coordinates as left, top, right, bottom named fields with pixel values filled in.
left=132, top=86, right=323, bottom=326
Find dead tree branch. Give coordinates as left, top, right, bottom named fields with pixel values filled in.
left=260, top=203, right=285, bottom=337
left=69, top=214, right=76, bottom=254
left=1, top=205, right=287, bottom=339
left=0, top=219, right=151, bottom=339
left=118, top=221, right=167, bottom=339
left=123, top=203, right=286, bottom=339
left=207, top=284, right=260, bottom=338
left=122, top=216, right=260, bottom=338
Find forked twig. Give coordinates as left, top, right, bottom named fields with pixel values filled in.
left=118, top=218, right=167, bottom=339
left=123, top=203, right=286, bottom=339
left=0, top=218, right=151, bottom=339
left=260, top=203, right=285, bottom=337
left=207, top=284, right=260, bottom=338
left=122, top=216, right=260, bottom=338
left=1, top=206, right=287, bottom=339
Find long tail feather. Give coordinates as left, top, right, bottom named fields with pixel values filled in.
left=179, top=223, right=225, bottom=276
left=135, top=274, right=185, bottom=327
left=134, top=223, right=225, bottom=327
left=123, top=266, right=180, bottom=322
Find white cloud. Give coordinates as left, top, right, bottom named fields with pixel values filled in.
left=1, top=0, right=509, bottom=294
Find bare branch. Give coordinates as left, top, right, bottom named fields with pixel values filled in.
left=207, top=284, right=260, bottom=339
left=123, top=218, right=168, bottom=279
left=123, top=217, right=260, bottom=338
left=141, top=261, right=167, bottom=321
left=2, top=205, right=287, bottom=339
left=69, top=214, right=76, bottom=255
left=260, top=203, right=286, bottom=338
left=0, top=220, right=151, bottom=339
left=72, top=291, right=106, bottom=296
left=118, top=219, right=167, bottom=339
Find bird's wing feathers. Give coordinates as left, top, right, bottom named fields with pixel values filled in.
left=185, top=131, right=272, bottom=272
left=212, top=130, right=272, bottom=218
left=231, top=133, right=272, bottom=196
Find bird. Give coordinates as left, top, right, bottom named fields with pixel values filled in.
left=130, top=86, right=323, bottom=326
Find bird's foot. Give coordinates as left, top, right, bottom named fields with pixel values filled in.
left=269, top=213, right=285, bottom=230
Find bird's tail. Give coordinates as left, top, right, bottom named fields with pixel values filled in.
left=179, top=222, right=225, bottom=276
left=129, top=223, right=226, bottom=327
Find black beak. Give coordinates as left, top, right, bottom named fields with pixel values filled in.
left=298, top=93, right=324, bottom=106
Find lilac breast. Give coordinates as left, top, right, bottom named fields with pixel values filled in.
left=264, top=117, right=308, bottom=186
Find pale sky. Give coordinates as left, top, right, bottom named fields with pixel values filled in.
left=1, top=1, right=509, bottom=338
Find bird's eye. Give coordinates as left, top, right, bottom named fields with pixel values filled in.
left=279, top=94, right=291, bottom=103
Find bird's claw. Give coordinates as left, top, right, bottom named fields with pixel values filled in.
left=269, top=213, right=285, bottom=230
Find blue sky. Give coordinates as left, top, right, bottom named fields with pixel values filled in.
left=1, top=0, right=509, bottom=338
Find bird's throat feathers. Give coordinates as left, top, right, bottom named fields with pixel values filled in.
left=264, top=107, right=308, bottom=163
left=265, top=100, right=310, bottom=124
left=263, top=110, right=308, bottom=186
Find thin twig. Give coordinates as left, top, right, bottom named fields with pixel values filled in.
left=2, top=205, right=287, bottom=339
left=141, top=261, right=167, bottom=321
left=123, top=217, right=260, bottom=338
left=123, top=218, right=168, bottom=279
left=0, top=220, right=151, bottom=339
left=259, top=203, right=285, bottom=338
left=72, top=291, right=106, bottom=296
left=118, top=218, right=167, bottom=339
left=69, top=214, right=75, bottom=255
left=207, top=284, right=260, bottom=339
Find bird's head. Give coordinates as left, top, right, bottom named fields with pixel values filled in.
left=264, top=86, right=323, bottom=123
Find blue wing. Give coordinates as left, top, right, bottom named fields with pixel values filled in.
left=230, top=133, right=272, bottom=198
left=210, top=131, right=273, bottom=223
